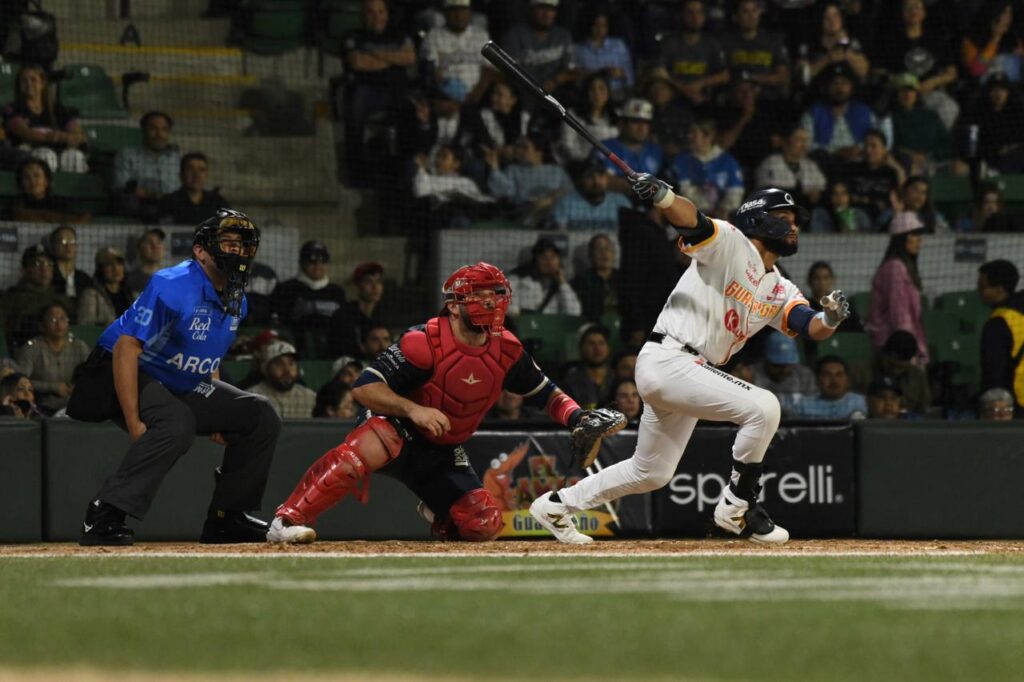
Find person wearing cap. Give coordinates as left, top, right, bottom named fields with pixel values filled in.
left=248, top=340, right=317, bottom=419
left=270, top=240, right=348, bottom=353
left=157, top=152, right=231, bottom=226
left=866, top=376, right=904, bottom=419
left=666, top=117, right=745, bottom=216
left=46, top=224, right=92, bottom=302
left=781, top=355, right=867, bottom=420
left=331, top=355, right=364, bottom=387
left=572, top=6, right=635, bottom=99
left=951, top=72, right=1024, bottom=175
left=420, top=0, right=494, bottom=106
left=798, top=61, right=877, bottom=161
left=14, top=301, right=89, bottom=413
left=77, top=247, right=135, bottom=326
left=501, top=0, right=577, bottom=104
left=112, top=111, right=181, bottom=220
left=551, top=158, right=631, bottom=232
left=507, top=236, right=581, bottom=316
left=978, top=259, right=1024, bottom=417
left=3, top=244, right=72, bottom=351
left=755, top=123, right=827, bottom=208
left=657, top=0, right=729, bottom=106
left=598, top=97, right=663, bottom=195
left=886, top=72, right=951, bottom=175
left=752, top=331, right=817, bottom=399
left=720, top=0, right=790, bottom=101
left=125, top=227, right=167, bottom=294
left=328, top=261, right=386, bottom=359
left=855, top=330, right=931, bottom=415
left=867, top=211, right=929, bottom=364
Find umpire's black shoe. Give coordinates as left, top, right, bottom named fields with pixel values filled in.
left=79, top=499, right=135, bottom=547
left=200, top=510, right=270, bottom=544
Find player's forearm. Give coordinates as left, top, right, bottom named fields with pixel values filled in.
left=807, top=315, right=838, bottom=340
left=660, top=192, right=699, bottom=229
left=351, top=381, right=420, bottom=419
left=112, top=335, right=145, bottom=426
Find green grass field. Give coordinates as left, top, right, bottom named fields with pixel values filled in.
left=3, top=544, right=1024, bottom=681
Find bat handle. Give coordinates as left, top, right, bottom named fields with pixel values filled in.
left=606, top=153, right=637, bottom=180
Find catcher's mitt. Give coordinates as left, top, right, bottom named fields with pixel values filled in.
left=571, top=408, right=628, bottom=469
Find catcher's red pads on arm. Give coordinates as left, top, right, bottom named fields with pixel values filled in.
left=571, top=408, right=628, bottom=469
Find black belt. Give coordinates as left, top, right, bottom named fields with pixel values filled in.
left=647, top=332, right=700, bottom=356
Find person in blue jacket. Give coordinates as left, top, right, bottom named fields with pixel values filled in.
left=67, top=208, right=281, bottom=546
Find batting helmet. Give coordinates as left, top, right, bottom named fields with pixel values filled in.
left=733, top=188, right=809, bottom=240
left=443, top=262, right=511, bottom=335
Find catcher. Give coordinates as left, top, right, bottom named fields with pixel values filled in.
left=267, top=262, right=625, bottom=543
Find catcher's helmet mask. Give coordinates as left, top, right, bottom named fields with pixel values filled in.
left=442, top=262, right=512, bottom=335
left=193, top=208, right=260, bottom=316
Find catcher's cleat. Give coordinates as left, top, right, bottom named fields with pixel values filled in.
left=266, top=516, right=316, bottom=544
left=572, top=408, right=628, bottom=469
left=713, top=486, right=789, bottom=545
left=200, top=511, right=270, bottom=544
left=529, top=491, right=593, bottom=544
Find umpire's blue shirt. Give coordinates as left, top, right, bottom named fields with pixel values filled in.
left=98, top=260, right=246, bottom=394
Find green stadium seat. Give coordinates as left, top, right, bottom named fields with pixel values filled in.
left=85, top=125, right=142, bottom=154
left=301, top=360, right=335, bottom=392
left=52, top=172, right=107, bottom=213
left=0, top=62, right=16, bottom=106
left=933, top=289, right=987, bottom=335
left=321, top=1, right=362, bottom=55
left=0, top=171, right=17, bottom=197
left=601, top=311, right=622, bottom=353
left=818, top=332, right=874, bottom=376
left=58, top=64, right=128, bottom=119
left=243, top=1, right=307, bottom=55
left=0, top=330, right=7, bottom=356
left=929, top=174, right=973, bottom=209
left=849, top=291, right=870, bottom=318
left=69, top=325, right=104, bottom=348
left=928, top=325, right=981, bottom=391
left=997, top=174, right=1024, bottom=204
left=515, top=313, right=586, bottom=366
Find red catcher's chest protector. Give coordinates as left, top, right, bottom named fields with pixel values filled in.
left=410, top=317, right=522, bottom=444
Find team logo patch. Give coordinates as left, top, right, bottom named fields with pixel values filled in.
left=193, top=382, right=216, bottom=398
left=453, top=445, right=469, bottom=467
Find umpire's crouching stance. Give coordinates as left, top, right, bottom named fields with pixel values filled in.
left=67, top=209, right=281, bottom=546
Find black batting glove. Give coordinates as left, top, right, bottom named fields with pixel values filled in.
left=630, top=173, right=672, bottom=204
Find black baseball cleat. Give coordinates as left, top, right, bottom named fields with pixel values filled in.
left=79, top=499, right=135, bottom=546
left=200, top=510, right=270, bottom=544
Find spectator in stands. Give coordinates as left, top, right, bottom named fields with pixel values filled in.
left=485, top=132, right=572, bottom=224
left=753, top=331, right=817, bottom=399
left=421, top=0, right=493, bottom=106
left=329, top=261, right=385, bottom=359
left=244, top=260, right=279, bottom=326
left=248, top=340, right=317, bottom=419
left=860, top=331, right=931, bottom=415
left=885, top=73, right=951, bottom=177
left=9, top=157, right=89, bottom=223
left=507, top=236, right=581, bottom=316
left=2, top=64, right=88, bottom=173
left=570, top=232, right=619, bottom=322
left=3, top=244, right=71, bottom=350
left=962, top=1, right=1023, bottom=83
left=658, top=0, right=729, bottom=106
left=952, top=73, right=1024, bottom=175
left=573, top=5, right=635, bottom=100
left=755, top=123, right=827, bottom=207
left=798, top=2, right=870, bottom=86
left=561, top=324, right=613, bottom=409
left=158, top=153, right=230, bottom=226
left=14, top=302, right=88, bottom=413
left=330, top=356, right=364, bottom=387
left=800, top=62, right=876, bottom=163
left=77, top=248, right=134, bottom=326
left=845, top=129, right=904, bottom=224
left=272, top=241, right=348, bottom=354
left=721, top=0, right=791, bottom=100
left=612, top=349, right=637, bottom=381
left=125, top=227, right=166, bottom=294
left=608, top=376, right=641, bottom=425
left=112, top=111, right=181, bottom=220
left=642, top=67, right=692, bottom=159
left=340, top=0, right=415, bottom=185
left=978, top=387, right=1016, bottom=421
left=810, top=179, right=873, bottom=232
left=871, top=0, right=960, bottom=130
left=666, top=118, right=744, bottom=216
left=866, top=376, right=905, bottom=419
left=487, top=389, right=525, bottom=421
left=559, top=74, right=618, bottom=162
left=311, top=380, right=358, bottom=420
left=715, top=75, right=782, bottom=172
left=412, top=145, right=493, bottom=226
left=888, top=175, right=947, bottom=233
left=477, top=82, right=530, bottom=165
left=599, top=98, right=663, bottom=195
left=782, top=355, right=868, bottom=419
left=553, top=159, right=631, bottom=232
left=978, top=258, right=1024, bottom=416
left=46, top=225, right=91, bottom=302
left=361, top=323, right=392, bottom=361
left=804, top=261, right=863, bottom=331
left=502, top=0, right=577, bottom=105
left=868, top=213, right=929, bottom=363
left=958, top=182, right=1019, bottom=232
left=0, top=372, right=38, bottom=420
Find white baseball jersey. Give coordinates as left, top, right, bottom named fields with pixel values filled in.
left=653, top=219, right=808, bottom=365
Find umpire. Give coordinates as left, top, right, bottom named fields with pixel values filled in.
left=67, top=208, right=281, bottom=546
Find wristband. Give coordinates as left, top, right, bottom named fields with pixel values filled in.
left=815, top=311, right=841, bottom=330
left=654, top=189, right=676, bottom=209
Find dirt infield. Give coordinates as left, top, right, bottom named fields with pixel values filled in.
left=3, top=539, right=1023, bottom=556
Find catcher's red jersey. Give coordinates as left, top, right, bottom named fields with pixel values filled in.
left=405, top=316, right=523, bottom=444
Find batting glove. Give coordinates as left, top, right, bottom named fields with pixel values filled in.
left=819, top=290, right=850, bottom=328
left=630, top=173, right=673, bottom=205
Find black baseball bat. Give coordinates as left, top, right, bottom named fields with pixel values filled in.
left=480, top=40, right=637, bottom=178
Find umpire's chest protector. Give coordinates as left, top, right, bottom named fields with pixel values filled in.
left=410, top=316, right=522, bottom=444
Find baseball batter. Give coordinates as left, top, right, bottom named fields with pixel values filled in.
left=531, top=178, right=850, bottom=544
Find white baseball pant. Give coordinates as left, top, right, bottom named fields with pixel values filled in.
left=558, top=339, right=781, bottom=512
